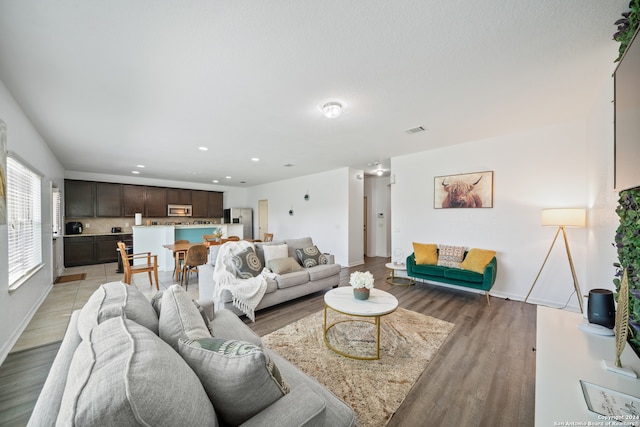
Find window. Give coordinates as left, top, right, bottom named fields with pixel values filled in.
left=7, top=156, right=42, bottom=288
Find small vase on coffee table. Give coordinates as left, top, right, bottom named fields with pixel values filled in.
left=353, top=288, right=370, bottom=300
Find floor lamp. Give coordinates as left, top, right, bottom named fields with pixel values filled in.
left=524, top=208, right=586, bottom=312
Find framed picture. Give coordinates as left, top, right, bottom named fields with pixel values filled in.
left=580, top=380, right=640, bottom=425
left=434, top=171, right=493, bottom=209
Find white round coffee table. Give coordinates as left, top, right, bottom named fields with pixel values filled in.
left=385, top=262, right=415, bottom=286
left=323, top=287, right=398, bottom=360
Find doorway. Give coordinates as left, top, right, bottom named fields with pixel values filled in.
left=258, top=199, right=269, bottom=241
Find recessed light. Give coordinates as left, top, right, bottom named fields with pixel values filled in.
left=136, top=164, right=145, bottom=168
left=198, top=146, right=209, bottom=151
left=132, top=171, right=140, bottom=174
left=212, top=180, right=219, bottom=183
left=251, top=157, right=260, bottom=162
left=225, top=176, right=232, bottom=179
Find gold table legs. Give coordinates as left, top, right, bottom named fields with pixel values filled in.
left=323, top=304, right=382, bottom=360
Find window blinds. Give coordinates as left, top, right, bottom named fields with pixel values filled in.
left=7, top=156, right=42, bottom=287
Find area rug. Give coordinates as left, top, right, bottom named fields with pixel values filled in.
left=261, top=307, right=455, bottom=426
left=54, top=273, right=86, bottom=284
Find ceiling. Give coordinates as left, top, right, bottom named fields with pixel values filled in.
left=0, top=1, right=628, bottom=187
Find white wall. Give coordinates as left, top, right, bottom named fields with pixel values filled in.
left=586, top=73, right=619, bottom=293
left=391, top=120, right=596, bottom=311
left=245, top=167, right=361, bottom=267
left=348, top=168, right=364, bottom=266
left=0, top=80, right=65, bottom=362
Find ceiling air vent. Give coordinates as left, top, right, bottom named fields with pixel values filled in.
left=405, top=126, right=426, bottom=134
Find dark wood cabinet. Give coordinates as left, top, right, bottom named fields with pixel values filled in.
left=123, top=185, right=145, bottom=217
left=95, top=182, right=122, bottom=217
left=145, top=187, right=167, bottom=217
left=167, top=188, right=192, bottom=205
left=65, top=234, right=133, bottom=266
left=95, top=234, right=131, bottom=263
left=191, top=190, right=209, bottom=217
left=64, top=236, right=95, bottom=266
left=66, top=180, right=222, bottom=219
left=65, top=180, right=95, bottom=217
left=208, top=191, right=223, bottom=218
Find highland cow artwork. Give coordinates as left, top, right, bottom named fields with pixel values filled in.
left=434, top=171, right=493, bottom=209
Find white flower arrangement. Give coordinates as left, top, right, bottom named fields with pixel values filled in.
left=349, top=271, right=375, bottom=289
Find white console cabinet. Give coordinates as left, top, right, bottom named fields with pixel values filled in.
left=536, top=306, right=640, bottom=426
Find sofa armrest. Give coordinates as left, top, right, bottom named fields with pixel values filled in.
left=406, top=253, right=417, bottom=277
left=482, top=257, right=498, bottom=290
left=27, top=310, right=82, bottom=426
left=240, top=384, right=326, bottom=427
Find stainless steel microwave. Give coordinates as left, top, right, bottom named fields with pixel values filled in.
left=167, top=204, right=192, bottom=217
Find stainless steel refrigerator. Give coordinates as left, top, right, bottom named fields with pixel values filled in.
left=223, top=208, right=253, bottom=239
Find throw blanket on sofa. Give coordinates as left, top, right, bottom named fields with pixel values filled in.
left=212, top=241, right=270, bottom=321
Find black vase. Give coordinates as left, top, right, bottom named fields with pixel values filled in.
left=587, top=289, right=615, bottom=329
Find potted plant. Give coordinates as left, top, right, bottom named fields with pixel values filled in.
left=350, top=271, right=375, bottom=300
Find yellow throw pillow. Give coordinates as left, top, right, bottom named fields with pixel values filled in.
left=459, top=248, right=496, bottom=273
left=413, top=243, right=438, bottom=265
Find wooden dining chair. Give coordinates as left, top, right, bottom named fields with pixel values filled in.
left=226, top=236, right=240, bottom=241
left=117, top=241, right=159, bottom=290
left=181, top=244, right=209, bottom=290
left=173, top=240, right=189, bottom=280
left=264, top=233, right=274, bottom=242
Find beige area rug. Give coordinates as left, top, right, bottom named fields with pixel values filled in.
left=261, top=307, right=455, bottom=426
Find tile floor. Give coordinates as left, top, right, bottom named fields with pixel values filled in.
left=9, top=263, right=200, bottom=354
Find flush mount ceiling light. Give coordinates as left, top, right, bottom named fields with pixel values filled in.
left=376, top=169, right=384, bottom=176
left=322, top=102, right=342, bottom=118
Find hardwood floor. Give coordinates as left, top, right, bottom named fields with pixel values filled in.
left=244, top=257, right=536, bottom=427
left=0, top=256, right=536, bottom=427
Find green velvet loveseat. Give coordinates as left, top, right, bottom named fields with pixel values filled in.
left=406, top=246, right=497, bottom=304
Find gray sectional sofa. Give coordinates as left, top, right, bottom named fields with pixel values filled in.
left=28, top=281, right=356, bottom=426
left=200, top=237, right=341, bottom=316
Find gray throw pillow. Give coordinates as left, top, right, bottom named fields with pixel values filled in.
left=231, top=247, right=263, bottom=279
left=178, top=337, right=289, bottom=426
left=267, top=257, right=305, bottom=274
left=57, top=317, right=217, bottom=426
left=295, top=245, right=328, bottom=268
left=158, top=284, right=211, bottom=351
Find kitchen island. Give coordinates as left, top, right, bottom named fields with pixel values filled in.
left=132, top=224, right=243, bottom=271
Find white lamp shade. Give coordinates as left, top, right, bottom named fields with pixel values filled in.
left=541, top=208, right=586, bottom=227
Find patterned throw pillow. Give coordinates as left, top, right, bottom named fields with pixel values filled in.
left=437, top=245, right=466, bottom=268
left=231, top=247, right=263, bottom=279
left=295, top=245, right=328, bottom=268
left=178, top=337, right=290, bottom=426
